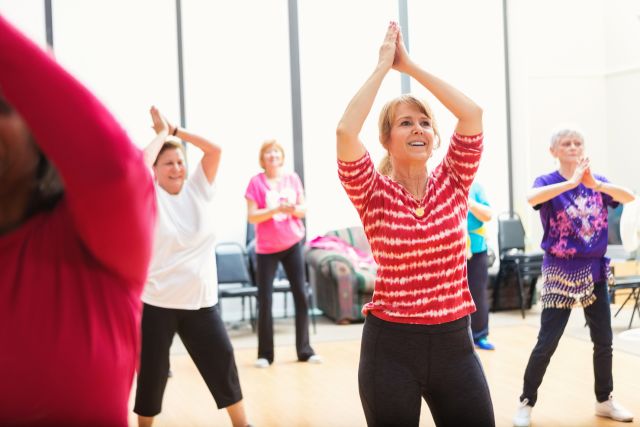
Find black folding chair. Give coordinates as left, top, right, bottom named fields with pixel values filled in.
left=494, top=212, right=543, bottom=318
left=609, top=276, right=640, bottom=329
left=216, top=242, right=258, bottom=331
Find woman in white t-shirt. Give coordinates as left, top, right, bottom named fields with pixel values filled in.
left=245, top=140, right=320, bottom=368
left=134, top=107, right=250, bottom=427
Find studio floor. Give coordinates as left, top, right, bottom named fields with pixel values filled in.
left=127, top=296, right=640, bottom=427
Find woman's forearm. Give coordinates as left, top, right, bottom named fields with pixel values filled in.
left=404, top=62, right=483, bottom=136
left=336, top=66, right=387, bottom=162
left=174, top=127, right=221, bottom=183
left=248, top=207, right=278, bottom=224
left=143, top=131, right=169, bottom=170
left=597, top=181, right=636, bottom=204
left=468, top=200, right=492, bottom=223
left=527, top=181, right=576, bottom=206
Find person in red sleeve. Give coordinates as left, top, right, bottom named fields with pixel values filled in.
left=0, top=16, right=156, bottom=426
left=336, top=21, right=494, bottom=426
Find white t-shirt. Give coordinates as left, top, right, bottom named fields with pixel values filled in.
left=142, top=163, right=218, bottom=309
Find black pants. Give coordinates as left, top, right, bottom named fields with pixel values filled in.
left=359, top=314, right=495, bottom=427
left=256, top=241, right=314, bottom=363
left=134, top=304, right=243, bottom=416
left=467, top=251, right=490, bottom=341
left=520, top=280, right=613, bottom=406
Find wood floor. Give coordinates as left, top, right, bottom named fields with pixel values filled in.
left=127, top=308, right=640, bottom=427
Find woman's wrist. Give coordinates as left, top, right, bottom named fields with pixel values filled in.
left=595, top=180, right=603, bottom=191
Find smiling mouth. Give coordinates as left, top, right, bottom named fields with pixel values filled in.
left=408, top=141, right=426, bottom=147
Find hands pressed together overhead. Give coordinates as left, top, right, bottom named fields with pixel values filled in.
left=378, top=21, right=412, bottom=74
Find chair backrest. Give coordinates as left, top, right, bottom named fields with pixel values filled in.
left=215, top=242, right=252, bottom=285
left=246, top=222, right=255, bottom=247
left=498, top=212, right=526, bottom=255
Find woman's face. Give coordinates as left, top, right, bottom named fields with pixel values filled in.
left=551, top=135, right=584, bottom=165
left=0, top=110, right=40, bottom=199
left=386, top=103, right=435, bottom=168
left=153, top=147, right=186, bottom=195
left=262, top=147, right=283, bottom=171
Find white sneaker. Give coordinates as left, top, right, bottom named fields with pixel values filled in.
left=254, top=358, right=269, bottom=368
left=595, top=395, right=633, bottom=422
left=513, top=398, right=532, bottom=427
left=307, top=354, right=323, bottom=364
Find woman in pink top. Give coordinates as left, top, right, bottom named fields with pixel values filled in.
left=336, top=22, right=493, bottom=426
left=245, top=140, right=320, bottom=368
left=0, top=16, right=155, bottom=426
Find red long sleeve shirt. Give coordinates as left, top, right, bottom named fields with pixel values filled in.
left=338, top=133, right=483, bottom=324
left=0, top=16, right=156, bottom=426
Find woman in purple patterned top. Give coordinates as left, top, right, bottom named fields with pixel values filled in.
left=513, top=128, right=635, bottom=427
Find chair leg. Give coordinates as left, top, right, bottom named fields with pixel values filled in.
left=629, top=288, right=640, bottom=329
left=614, top=292, right=634, bottom=317
left=493, top=269, right=503, bottom=311
left=516, top=268, right=526, bottom=319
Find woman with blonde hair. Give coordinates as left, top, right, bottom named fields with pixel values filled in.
left=245, top=140, right=320, bottom=368
left=336, top=22, right=494, bottom=426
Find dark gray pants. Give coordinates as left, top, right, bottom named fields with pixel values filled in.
left=520, top=280, right=613, bottom=406
left=358, top=314, right=495, bottom=427
left=256, top=241, right=314, bottom=363
left=467, top=251, right=490, bottom=341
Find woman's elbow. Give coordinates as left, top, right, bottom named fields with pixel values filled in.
left=622, top=193, right=636, bottom=204
left=336, top=122, right=356, bottom=140
left=469, top=106, right=483, bottom=128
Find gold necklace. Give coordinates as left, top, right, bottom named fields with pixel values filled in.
left=392, top=175, right=427, bottom=217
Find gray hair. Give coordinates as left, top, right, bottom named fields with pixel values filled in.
left=550, top=128, right=584, bottom=148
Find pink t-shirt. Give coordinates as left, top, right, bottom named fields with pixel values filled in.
left=245, top=172, right=306, bottom=254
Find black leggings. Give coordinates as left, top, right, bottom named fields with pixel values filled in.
left=521, top=280, right=613, bottom=406
left=358, top=314, right=495, bottom=427
left=134, top=304, right=243, bottom=416
left=256, top=241, right=314, bottom=362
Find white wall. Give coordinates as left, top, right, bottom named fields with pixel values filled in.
left=50, top=0, right=180, bottom=146
left=0, top=0, right=45, bottom=45
left=604, top=0, right=640, bottom=193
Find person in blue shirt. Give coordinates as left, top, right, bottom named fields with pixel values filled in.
left=467, top=181, right=495, bottom=350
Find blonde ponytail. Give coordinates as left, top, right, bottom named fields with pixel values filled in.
left=378, top=154, right=392, bottom=176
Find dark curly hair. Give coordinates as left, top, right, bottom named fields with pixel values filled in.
left=0, top=93, right=64, bottom=218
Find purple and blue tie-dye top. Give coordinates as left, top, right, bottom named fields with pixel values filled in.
left=533, top=171, right=619, bottom=309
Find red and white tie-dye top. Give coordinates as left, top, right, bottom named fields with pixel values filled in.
left=338, top=133, right=483, bottom=324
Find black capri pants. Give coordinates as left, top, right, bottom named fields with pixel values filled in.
left=358, top=314, right=495, bottom=427
left=134, top=303, right=243, bottom=416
